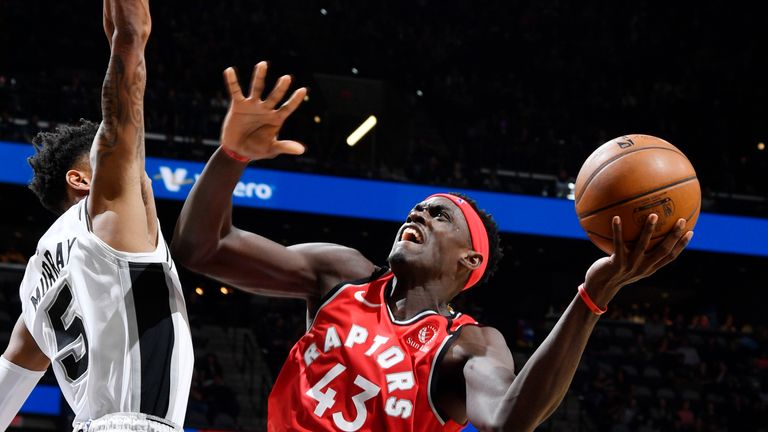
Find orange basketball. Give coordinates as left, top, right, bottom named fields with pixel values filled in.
left=574, top=134, right=701, bottom=254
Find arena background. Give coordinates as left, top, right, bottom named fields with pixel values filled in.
left=1, top=1, right=767, bottom=431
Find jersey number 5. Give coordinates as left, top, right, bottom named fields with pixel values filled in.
left=45, top=282, right=89, bottom=382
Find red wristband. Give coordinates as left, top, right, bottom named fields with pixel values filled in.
left=222, top=147, right=250, bottom=163
left=577, top=284, right=607, bottom=316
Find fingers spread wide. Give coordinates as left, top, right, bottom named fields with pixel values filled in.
left=274, top=140, right=306, bottom=156
left=249, top=61, right=268, bottom=100
left=223, top=67, right=245, bottom=101
left=279, top=87, right=308, bottom=117
left=265, top=75, right=292, bottom=108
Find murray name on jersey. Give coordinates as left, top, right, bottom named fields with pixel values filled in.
left=29, top=236, right=77, bottom=312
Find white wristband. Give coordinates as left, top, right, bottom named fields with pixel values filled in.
left=0, top=355, right=46, bottom=430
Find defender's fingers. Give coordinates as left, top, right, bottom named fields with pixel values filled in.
left=278, top=88, right=308, bottom=117
left=223, top=67, right=245, bottom=102
left=249, top=61, right=268, bottom=100
left=265, top=75, right=292, bottom=108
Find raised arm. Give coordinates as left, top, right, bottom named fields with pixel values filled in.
left=442, top=215, right=693, bottom=431
left=172, top=63, right=376, bottom=303
left=88, top=0, right=156, bottom=253
left=0, top=317, right=49, bottom=430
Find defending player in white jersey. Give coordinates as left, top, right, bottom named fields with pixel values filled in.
left=0, top=0, right=193, bottom=430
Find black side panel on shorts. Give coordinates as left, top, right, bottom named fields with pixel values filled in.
left=129, top=262, right=174, bottom=418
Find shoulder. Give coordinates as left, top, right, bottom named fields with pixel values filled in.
left=440, top=325, right=515, bottom=387
left=288, top=242, right=368, bottom=261
left=289, top=243, right=377, bottom=285
left=451, top=325, right=510, bottom=358
left=435, top=325, right=513, bottom=381
left=432, top=325, right=515, bottom=423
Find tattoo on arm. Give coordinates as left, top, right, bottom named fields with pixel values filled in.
left=97, top=53, right=146, bottom=160
left=129, top=59, right=146, bottom=127
left=98, top=55, right=124, bottom=149
left=129, top=58, right=146, bottom=156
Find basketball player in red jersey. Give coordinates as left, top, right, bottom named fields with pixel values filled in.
left=173, top=63, right=693, bottom=431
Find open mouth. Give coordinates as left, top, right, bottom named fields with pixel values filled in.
left=401, top=226, right=424, bottom=244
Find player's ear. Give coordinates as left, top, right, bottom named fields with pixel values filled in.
left=460, top=250, right=483, bottom=271
left=66, top=169, right=90, bottom=191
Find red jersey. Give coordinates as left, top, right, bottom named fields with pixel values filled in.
left=268, top=269, right=477, bottom=431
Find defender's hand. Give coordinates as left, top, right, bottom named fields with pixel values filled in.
left=221, top=62, right=307, bottom=161
left=582, top=214, right=694, bottom=307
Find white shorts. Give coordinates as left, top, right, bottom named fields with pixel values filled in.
left=72, top=412, right=181, bottom=432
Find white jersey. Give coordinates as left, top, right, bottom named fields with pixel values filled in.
left=18, top=199, right=193, bottom=428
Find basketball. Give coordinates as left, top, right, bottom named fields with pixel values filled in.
left=574, top=134, right=701, bottom=254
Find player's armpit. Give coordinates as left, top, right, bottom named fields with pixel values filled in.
left=88, top=0, right=154, bottom=253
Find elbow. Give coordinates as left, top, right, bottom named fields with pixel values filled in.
left=171, top=213, right=224, bottom=272
left=170, top=240, right=192, bottom=268
left=170, top=236, right=214, bottom=273
left=111, top=25, right=150, bottom=48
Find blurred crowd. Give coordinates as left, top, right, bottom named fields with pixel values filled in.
left=2, top=0, right=767, bottom=216
left=573, top=306, right=768, bottom=432
left=187, top=353, right=241, bottom=429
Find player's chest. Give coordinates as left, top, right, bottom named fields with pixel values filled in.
left=297, top=305, right=448, bottom=421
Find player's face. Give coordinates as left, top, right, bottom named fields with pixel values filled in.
left=388, top=196, right=472, bottom=276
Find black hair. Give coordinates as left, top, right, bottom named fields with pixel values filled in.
left=28, top=119, right=98, bottom=214
left=450, top=192, right=503, bottom=286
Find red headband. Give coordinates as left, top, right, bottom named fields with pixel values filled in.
left=427, top=193, right=489, bottom=290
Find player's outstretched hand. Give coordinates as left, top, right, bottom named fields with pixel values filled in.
left=220, top=61, right=307, bottom=161
left=582, top=214, right=694, bottom=307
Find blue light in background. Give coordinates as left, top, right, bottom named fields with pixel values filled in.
left=19, top=385, right=60, bottom=415
left=2, top=141, right=767, bottom=257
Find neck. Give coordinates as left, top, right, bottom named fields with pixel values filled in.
left=386, top=275, right=457, bottom=321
